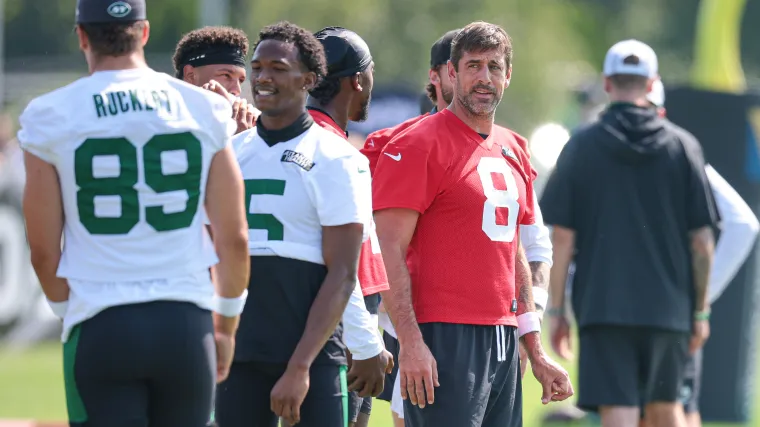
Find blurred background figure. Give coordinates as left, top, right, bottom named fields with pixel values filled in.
left=541, top=40, right=718, bottom=427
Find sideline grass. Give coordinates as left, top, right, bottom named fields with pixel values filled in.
left=0, top=342, right=757, bottom=426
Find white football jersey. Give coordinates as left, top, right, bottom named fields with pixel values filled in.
left=17, top=68, right=236, bottom=281
left=232, top=123, right=372, bottom=264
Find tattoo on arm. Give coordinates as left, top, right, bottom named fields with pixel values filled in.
left=516, top=245, right=535, bottom=316
left=691, top=226, right=715, bottom=312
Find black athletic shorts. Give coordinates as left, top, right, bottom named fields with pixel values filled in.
left=578, top=325, right=690, bottom=412
left=403, top=323, right=522, bottom=427
left=215, top=361, right=348, bottom=427
left=63, top=301, right=216, bottom=427
left=681, top=349, right=703, bottom=413
left=639, top=347, right=703, bottom=420
left=377, top=331, right=400, bottom=402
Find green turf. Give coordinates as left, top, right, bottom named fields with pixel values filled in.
left=0, top=342, right=757, bottom=426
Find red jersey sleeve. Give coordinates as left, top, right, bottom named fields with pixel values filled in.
left=372, top=134, right=446, bottom=214
left=499, top=128, right=536, bottom=226
left=360, top=133, right=384, bottom=175
left=513, top=132, right=538, bottom=182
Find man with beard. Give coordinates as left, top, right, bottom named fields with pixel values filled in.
left=173, top=26, right=259, bottom=134
left=363, top=27, right=553, bottom=426
left=214, top=21, right=376, bottom=427
left=372, top=21, right=572, bottom=427
left=298, top=26, right=394, bottom=427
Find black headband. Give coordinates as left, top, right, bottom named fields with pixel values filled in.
left=180, top=46, right=246, bottom=77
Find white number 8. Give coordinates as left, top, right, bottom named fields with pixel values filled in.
left=477, top=157, right=520, bottom=242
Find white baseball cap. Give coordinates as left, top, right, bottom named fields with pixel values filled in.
left=603, top=39, right=658, bottom=78
left=646, top=79, right=665, bottom=107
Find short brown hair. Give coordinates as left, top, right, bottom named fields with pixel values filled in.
left=450, top=21, right=512, bottom=71
left=79, top=21, right=146, bottom=57
left=173, top=26, right=250, bottom=78
left=608, top=74, right=649, bottom=91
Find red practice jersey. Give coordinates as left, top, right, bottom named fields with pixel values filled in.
left=361, top=112, right=431, bottom=174
left=308, top=108, right=390, bottom=296
left=372, top=109, right=536, bottom=326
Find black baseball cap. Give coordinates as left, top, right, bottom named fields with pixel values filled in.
left=76, top=0, right=146, bottom=24
left=314, top=27, right=372, bottom=78
left=430, top=29, right=461, bottom=68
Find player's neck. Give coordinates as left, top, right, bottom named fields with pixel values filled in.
left=306, top=98, right=348, bottom=131
left=88, top=52, right=149, bottom=74
left=259, top=108, right=308, bottom=131
left=608, top=92, right=650, bottom=108
left=448, top=100, right=494, bottom=136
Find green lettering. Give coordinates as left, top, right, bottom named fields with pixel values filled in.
left=75, top=133, right=203, bottom=235
left=244, top=179, right=286, bottom=240
left=151, top=91, right=163, bottom=113
left=160, top=90, right=172, bottom=113
left=106, top=92, right=119, bottom=116
left=143, top=132, right=202, bottom=231
left=116, top=91, right=129, bottom=113
left=144, top=90, right=155, bottom=111
left=129, top=90, right=143, bottom=111
left=93, top=94, right=107, bottom=118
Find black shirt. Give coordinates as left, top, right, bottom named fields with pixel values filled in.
left=540, top=103, right=719, bottom=332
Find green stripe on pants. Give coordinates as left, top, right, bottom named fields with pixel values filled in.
left=63, top=325, right=88, bottom=423
left=340, top=365, right=348, bottom=427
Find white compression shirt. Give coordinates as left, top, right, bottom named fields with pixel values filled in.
left=704, top=164, right=759, bottom=303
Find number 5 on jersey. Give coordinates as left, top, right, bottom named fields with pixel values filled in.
left=75, top=132, right=202, bottom=235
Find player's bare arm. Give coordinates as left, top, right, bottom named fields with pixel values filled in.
left=516, top=242, right=574, bottom=404
left=689, top=226, right=715, bottom=354
left=546, top=225, right=575, bottom=361
left=271, top=222, right=363, bottom=424
left=205, top=144, right=251, bottom=382
left=23, top=152, right=70, bottom=306
left=374, top=207, right=439, bottom=408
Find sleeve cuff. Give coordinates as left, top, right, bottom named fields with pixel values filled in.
left=349, top=337, right=384, bottom=361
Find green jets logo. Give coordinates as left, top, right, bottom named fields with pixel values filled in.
left=107, top=1, right=132, bottom=18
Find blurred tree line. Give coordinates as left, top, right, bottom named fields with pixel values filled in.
left=5, top=0, right=760, bottom=134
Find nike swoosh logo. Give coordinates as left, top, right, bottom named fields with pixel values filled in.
left=384, top=152, right=402, bottom=161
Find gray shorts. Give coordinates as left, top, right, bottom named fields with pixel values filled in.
left=64, top=301, right=216, bottom=427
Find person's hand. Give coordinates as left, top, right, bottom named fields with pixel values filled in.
left=519, top=342, right=529, bottom=379
left=271, top=365, right=310, bottom=425
left=530, top=352, right=574, bottom=404
left=690, top=319, right=710, bottom=354
left=399, top=336, right=439, bottom=408
left=214, top=332, right=235, bottom=383
left=201, top=79, right=257, bottom=134
left=202, top=79, right=236, bottom=103
left=549, top=312, right=573, bottom=360
left=348, top=349, right=394, bottom=397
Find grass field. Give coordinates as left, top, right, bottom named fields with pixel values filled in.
left=0, top=342, right=758, bottom=427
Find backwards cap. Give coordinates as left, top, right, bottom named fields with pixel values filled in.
left=603, top=39, right=658, bottom=78
left=430, top=29, right=461, bottom=68
left=315, top=27, right=372, bottom=78
left=76, top=0, right=146, bottom=24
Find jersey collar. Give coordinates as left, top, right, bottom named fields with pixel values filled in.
left=306, top=107, right=348, bottom=138
left=256, top=112, right=314, bottom=147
